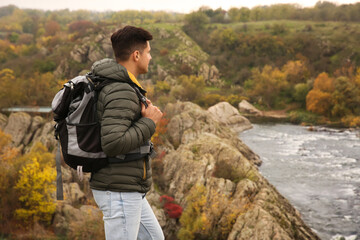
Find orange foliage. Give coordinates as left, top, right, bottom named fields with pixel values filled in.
left=151, top=113, right=169, bottom=146
left=45, top=20, right=60, bottom=36
left=306, top=89, right=333, bottom=115
left=313, top=72, right=335, bottom=93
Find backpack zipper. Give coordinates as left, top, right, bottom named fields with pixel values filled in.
left=143, top=159, right=146, bottom=180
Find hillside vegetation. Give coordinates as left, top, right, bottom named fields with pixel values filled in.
left=1, top=3, right=359, bottom=127
left=0, top=2, right=359, bottom=239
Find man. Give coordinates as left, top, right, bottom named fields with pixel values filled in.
left=90, top=26, right=164, bottom=240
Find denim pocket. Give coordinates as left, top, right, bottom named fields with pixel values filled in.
left=92, top=189, right=111, bottom=218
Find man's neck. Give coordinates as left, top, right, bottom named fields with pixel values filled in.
left=118, top=61, right=138, bottom=78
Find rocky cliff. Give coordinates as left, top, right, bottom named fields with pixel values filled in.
left=0, top=103, right=319, bottom=239
left=158, top=101, right=319, bottom=239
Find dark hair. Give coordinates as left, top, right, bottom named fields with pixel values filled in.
left=111, top=26, right=153, bottom=62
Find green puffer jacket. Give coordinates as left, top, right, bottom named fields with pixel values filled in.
left=89, top=58, right=156, bottom=193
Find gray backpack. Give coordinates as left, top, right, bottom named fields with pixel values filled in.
left=52, top=73, right=153, bottom=199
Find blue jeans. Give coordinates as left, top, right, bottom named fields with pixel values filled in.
left=92, top=190, right=164, bottom=240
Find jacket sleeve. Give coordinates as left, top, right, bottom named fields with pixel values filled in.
left=98, top=82, right=156, bottom=157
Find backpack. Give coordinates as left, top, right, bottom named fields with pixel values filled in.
left=52, top=73, right=151, bottom=200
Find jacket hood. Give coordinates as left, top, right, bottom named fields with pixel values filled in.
left=91, top=58, right=146, bottom=93
left=91, top=58, right=129, bottom=82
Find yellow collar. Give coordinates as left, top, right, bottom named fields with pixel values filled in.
left=127, top=71, right=143, bottom=89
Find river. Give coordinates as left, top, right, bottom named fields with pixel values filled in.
left=239, top=124, right=360, bottom=240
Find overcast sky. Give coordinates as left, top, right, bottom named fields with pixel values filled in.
left=0, top=0, right=359, bottom=13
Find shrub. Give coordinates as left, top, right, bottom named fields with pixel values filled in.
left=197, top=93, right=226, bottom=108
left=15, top=143, right=56, bottom=225
left=212, top=160, right=258, bottom=183
left=67, top=209, right=104, bottom=240
left=160, top=195, right=183, bottom=219
left=341, top=115, right=360, bottom=127
left=177, top=185, right=209, bottom=240
left=160, top=48, right=169, bottom=56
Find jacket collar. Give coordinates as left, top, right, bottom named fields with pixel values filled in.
left=91, top=58, right=146, bottom=93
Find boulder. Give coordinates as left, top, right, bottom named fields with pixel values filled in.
left=0, top=113, right=7, bottom=130
left=54, top=60, right=70, bottom=78
left=199, top=63, right=222, bottom=86
left=239, top=99, right=263, bottom=116
left=88, top=45, right=104, bottom=62
left=165, top=101, right=261, bottom=166
left=208, top=101, right=252, bottom=133
left=23, top=116, right=44, bottom=146
left=4, top=112, right=32, bottom=146
left=70, top=44, right=90, bottom=63
left=157, top=65, right=168, bottom=81
left=63, top=182, right=86, bottom=204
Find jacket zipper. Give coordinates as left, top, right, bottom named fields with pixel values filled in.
left=143, top=159, right=146, bottom=180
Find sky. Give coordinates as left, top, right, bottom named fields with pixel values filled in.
left=0, top=0, right=359, bottom=13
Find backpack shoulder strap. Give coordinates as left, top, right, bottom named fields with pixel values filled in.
left=86, top=73, right=148, bottom=108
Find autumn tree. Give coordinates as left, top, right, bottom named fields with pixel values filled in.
left=170, top=75, right=206, bottom=102
left=306, top=72, right=334, bottom=116
left=15, top=142, right=56, bottom=225
left=44, top=20, right=60, bottom=36
left=245, top=65, right=288, bottom=108
left=0, top=68, right=23, bottom=108
left=0, top=130, right=20, bottom=233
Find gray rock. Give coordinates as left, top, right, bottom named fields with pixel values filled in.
left=63, top=182, right=86, bottom=204
left=70, top=44, right=90, bottom=63
left=4, top=112, right=32, bottom=146
left=239, top=99, right=263, bottom=116
left=165, top=101, right=260, bottom=165
left=208, top=101, right=252, bottom=133
left=0, top=113, right=7, bottom=130
left=23, top=116, right=44, bottom=146
left=88, top=45, right=104, bottom=62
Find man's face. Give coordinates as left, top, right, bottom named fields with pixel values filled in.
left=137, top=41, right=152, bottom=74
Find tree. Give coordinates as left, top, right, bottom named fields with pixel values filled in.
left=44, top=20, right=60, bottom=36
left=306, top=89, right=333, bottom=116
left=0, top=68, right=23, bottom=108
left=15, top=143, right=56, bottom=224
left=170, top=75, right=205, bottom=102
left=282, top=60, right=310, bottom=85
left=313, top=72, right=335, bottom=93
left=0, top=130, right=20, bottom=232
left=246, top=65, right=288, bottom=108
left=306, top=72, right=335, bottom=116
left=183, top=11, right=210, bottom=34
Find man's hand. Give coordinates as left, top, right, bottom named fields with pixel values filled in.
left=141, top=99, right=163, bottom=125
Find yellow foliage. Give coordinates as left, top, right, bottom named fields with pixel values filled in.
left=249, top=65, right=288, bottom=107
left=355, top=68, right=360, bottom=88
left=178, top=184, right=239, bottom=240
left=15, top=142, right=56, bottom=224
left=313, top=72, right=335, bottom=93
left=178, top=185, right=209, bottom=240
left=282, top=60, right=310, bottom=84
left=306, top=89, right=333, bottom=115
left=341, top=116, right=360, bottom=127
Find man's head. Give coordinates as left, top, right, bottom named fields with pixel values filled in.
left=111, top=26, right=153, bottom=75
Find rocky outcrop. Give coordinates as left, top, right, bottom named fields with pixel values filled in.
left=4, top=112, right=32, bottom=146
left=0, top=113, right=7, bottom=130
left=239, top=99, right=263, bottom=116
left=208, top=101, right=252, bottom=133
left=165, top=101, right=261, bottom=166
left=199, top=63, right=222, bottom=86
left=160, top=101, right=319, bottom=240
left=1, top=112, right=57, bottom=151
left=239, top=100, right=288, bottom=121
left=3, top=101, right=318, bottom=239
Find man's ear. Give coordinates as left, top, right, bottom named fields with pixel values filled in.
left=133, top=50, right=140, bottom=62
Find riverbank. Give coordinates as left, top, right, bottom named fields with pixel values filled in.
left=240, top=123, right=360, bottom=240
